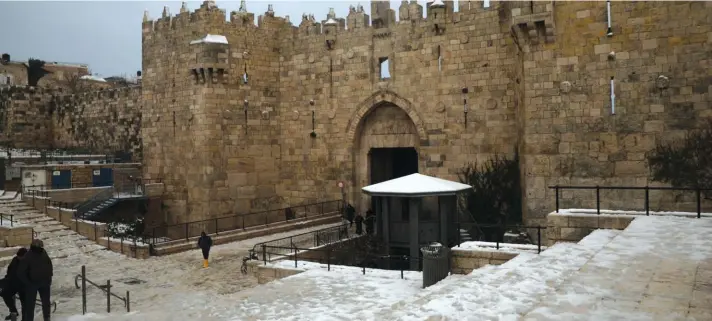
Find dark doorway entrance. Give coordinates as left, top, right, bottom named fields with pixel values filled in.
left=369, top=147, right=418, bottom=185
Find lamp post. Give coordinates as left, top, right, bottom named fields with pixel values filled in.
left=310, top=99, right=316, bottom=138
left=462, top=87, right=469, bottom=128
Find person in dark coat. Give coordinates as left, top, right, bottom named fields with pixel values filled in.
left=346, top=204, right=355, bottom=227
left=354, top=213, right=364, bottom=235
left=1, top=247, right=27, bottom=321
left=197, top=232, right=213, bottom=268
left=365, top=209, right=375, bottom=235
left=18, top=239, right=52, bottom=321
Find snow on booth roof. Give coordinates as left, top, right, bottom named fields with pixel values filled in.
left=362, top=173, right=472, bottom=197
left=189, top=34, right=229, bottom=45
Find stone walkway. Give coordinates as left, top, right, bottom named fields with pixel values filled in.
left=522, top=216, right=712, bottom=321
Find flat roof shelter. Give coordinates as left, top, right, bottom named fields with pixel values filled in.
left=362, top=173, right=472, bottom=270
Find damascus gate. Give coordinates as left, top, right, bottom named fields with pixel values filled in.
left=2, top=0, right=711, bottom=227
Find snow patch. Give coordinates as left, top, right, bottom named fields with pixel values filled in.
left=190, top=34, right=229, bottom=45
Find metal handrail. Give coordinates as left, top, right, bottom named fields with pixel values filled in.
left=74, top=265, right=130, bottom=314
left=147, top=199, right=343, bottom=245
left=75, top=188, right=114, bottom=218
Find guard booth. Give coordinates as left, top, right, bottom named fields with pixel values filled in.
left=361, top=173, right=472, bottom=271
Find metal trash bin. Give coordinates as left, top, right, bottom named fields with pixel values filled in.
left=421, top=242, right=450, bottom=288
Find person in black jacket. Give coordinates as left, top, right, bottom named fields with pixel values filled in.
left=1, top=247, right=27, bottom=321
left=18, top=239, right=52, bottom=321
left=197, top=232, right=213, bottom=268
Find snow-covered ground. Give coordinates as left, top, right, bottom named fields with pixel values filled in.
left=2, top=198, right=711, bottom=321
left=0, top=198, right=347, bottom=320
left=41, top=215, right=712, bottom=321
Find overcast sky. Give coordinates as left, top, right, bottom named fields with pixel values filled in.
left=0, top=0, right=420, bottom=77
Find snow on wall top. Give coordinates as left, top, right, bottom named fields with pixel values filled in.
left=79, top=75, right=107, bottom=82
left=362, top=173, right=472, bottom=197
left=189, top=34, right=229, bottom=45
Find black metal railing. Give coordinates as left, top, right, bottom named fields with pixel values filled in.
left=22, top=182, right=97, bottom=195
left=146, top=200, right=343, bottom=246
left=74, top=188, right=115, bottom=219
left=549, top=185, right=712, bottom=218
left=258, top=245, right=422, bottom=279
left=74, top=265, right=130, bottom=314
left=455, top=223, right=546, bottom=254
left=0, top=213, right=15, bottom=227
left=250, top=223, right=354, bottom=260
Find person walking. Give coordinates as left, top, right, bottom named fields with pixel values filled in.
left=197, top=232, right=213, bottom=268
left=365, top=209, right=375, bottom=235
left=346, top=204, right=355, bottom=227
left=18, top=239, right=52, bottom=321
left=1, top=248, right=27, bottom=321
left=354, top=213, right=364, bottom=235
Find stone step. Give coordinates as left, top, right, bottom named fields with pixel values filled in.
left=34, top=225, right=69, bottom=233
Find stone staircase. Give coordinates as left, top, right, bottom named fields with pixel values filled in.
left=0, top=198, right=110, bottom=265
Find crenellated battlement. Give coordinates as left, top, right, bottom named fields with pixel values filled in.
left=140, top=0, right=509, bottom=42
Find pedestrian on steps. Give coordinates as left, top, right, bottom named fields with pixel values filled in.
left=1, top=248, right=27, bottom=321
left=198, top=232, right=213, bottom=268
left=18, top=239, right=53, bottom=321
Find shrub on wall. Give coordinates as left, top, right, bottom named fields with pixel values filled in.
left=457, top=153, right=523, bottom=241
left=648, top=120, right=712, bottom=199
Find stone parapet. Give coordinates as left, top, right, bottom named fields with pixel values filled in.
left=0, top=225, right=33, bottom=247
left=450, top=248, right=519, bottom=275
left=546, top=211, right=635, bottom=245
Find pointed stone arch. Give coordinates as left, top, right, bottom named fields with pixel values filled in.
left=345, top=90, right=428, bottom=145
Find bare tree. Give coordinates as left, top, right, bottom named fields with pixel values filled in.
left=64, top=72, right=93, bottom=94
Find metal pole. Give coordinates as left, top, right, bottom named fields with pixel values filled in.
left=106, top=280, right=111, bottom=313
left=293, top=245, right=297, bottom=268
left=215, top=218, right=219, bottom=235
left=537, top=227, right=541, bottom=254
left=697, top=188, right=701, bottom=219
left=185, top=223, right=188, bottom=241
left=82, top=265, right=87, bottom=315
left=554, top=185, right=560, bottom=213
left=126, top=291, right=130, bottom=312
left=645, top=186, right=650, bottom=216
left=596, top=185, right=601, bottom=215
left=327, top=247, right=331, bottom=271
left=262, top=244, right=266, bottom=264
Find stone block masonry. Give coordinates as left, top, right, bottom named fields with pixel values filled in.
left=4, top=1, right=712, bottom=226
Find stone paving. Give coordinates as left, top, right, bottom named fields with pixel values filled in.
left=522, top=216, right=712, bottom=321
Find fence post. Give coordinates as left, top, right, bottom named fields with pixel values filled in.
left=81, top=265, right=87, bottom=315
left=45, top=198, right=48, bottom=214
left=327, top=247, right=331, bottom=271
left=242, top=216, right=246, bottom=230
left=32, top=190, right=35, bottom=207
left=554, top=185, right=559, bottom=213
left=106, top=280, right=111, bottom=313
left=265, top=213, right=268, bottom=226
left=185, top=223, right=189, bottom=241
left=697, top=188, right=702, bottom=219
left=537, top=227, right=542, bottom=254
left=94, top=221, right=97, bottom=240
left=293, top=245, right=297, bottom=268
left=316, top=233, right=320, bottom=247
left=126, top=291, right=130, bottom=312
left=596, top=185, right=601, bottom=215
left=457, top=222, right=461, bottom=247
left=645, top=186, right=650, bottom=216
left=262, top=244, right=267, bottom=265
left=121, top=237, right=124, bottom=254
left=215, top=218, right=219, bottom=235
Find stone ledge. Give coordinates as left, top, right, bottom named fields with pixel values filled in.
left=0, top=226, right=33, bottom=247
left=547, top=211, right=636, bottom=246
left=450, top=247, right=520, bottom=275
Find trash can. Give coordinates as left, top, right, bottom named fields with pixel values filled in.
left=421, top=242, right=450, bottom=288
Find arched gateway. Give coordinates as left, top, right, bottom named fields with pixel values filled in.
left=348, top=91, right=428, bottom=212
